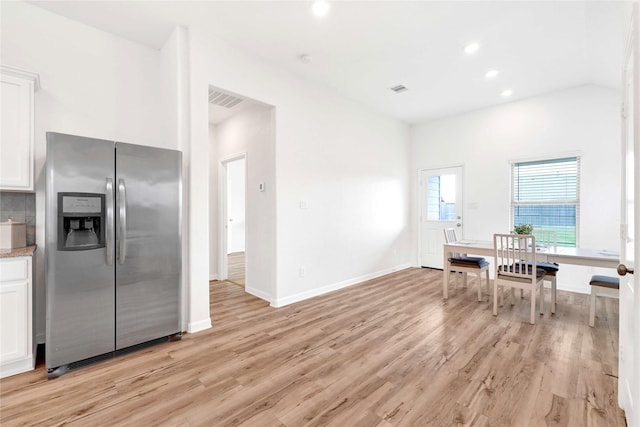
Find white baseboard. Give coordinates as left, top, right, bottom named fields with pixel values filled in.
left=187, top=317, right=212, bottom=333
left=209, top=274, right=218, bottom=281
left=0, top=356, right=34, bottom=379
left=272, top=263, right=413, bottom=308
left=245, top=286, right=274, bottom=304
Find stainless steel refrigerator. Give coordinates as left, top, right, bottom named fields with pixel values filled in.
left=45, top=132, right=182, bottom=378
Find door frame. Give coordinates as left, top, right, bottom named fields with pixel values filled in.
left=218, top=153, right=247, bottom=282
left=417, top=164, right=464, bottom=268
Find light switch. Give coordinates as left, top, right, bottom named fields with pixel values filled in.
left=259, top=182, right=265, bottom=192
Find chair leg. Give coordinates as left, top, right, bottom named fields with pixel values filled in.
left=493, top=281, right=499, bottom=316
left=551, top=277, right=557, bottom=314
left=463, top=272, right=468, bottom=288
left=485, top=270, right=491, bottom=297
left=539, top=281, right=544, bottom=315
left=454, top=271, right=459, bottom=290
left=530, top=291, right=536, bottom=325
left=589, top=289, right=597, bottom=327
left=477, top=273, right=482, bottom=302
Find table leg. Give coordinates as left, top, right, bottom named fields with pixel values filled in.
left=443, top=249, right=449, bottom=299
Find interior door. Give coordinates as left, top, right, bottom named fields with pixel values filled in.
left=226, top=157, right=246, bottom=254
left=619, top=4, right=639, bottom=425
left=420, top=166, right=463, bottom=268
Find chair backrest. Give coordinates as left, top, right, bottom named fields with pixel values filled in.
left=443, top=228, right=458, bottom=244
left=493, top=233, right=537, bottom=280
left=533, top=229, right=557, bottom=250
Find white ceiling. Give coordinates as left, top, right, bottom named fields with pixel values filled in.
left=28, top=1, right=623, bottom=124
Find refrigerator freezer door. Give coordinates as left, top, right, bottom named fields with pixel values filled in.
left=115, top=143, right=181, bottom=349
left=46, top=133, right=116, bottom=369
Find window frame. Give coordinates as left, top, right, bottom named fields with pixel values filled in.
left=510, top=155, right=581, bottom=247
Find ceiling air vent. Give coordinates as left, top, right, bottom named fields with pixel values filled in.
left=390, top=85, right=408, bottom=93
left=208, top=90, right=244, bottom=109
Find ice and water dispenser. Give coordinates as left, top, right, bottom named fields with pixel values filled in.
left=57, top=193, right=105, bottom=250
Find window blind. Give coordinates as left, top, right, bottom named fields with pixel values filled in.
left=511, top=157, right=580, bottom=247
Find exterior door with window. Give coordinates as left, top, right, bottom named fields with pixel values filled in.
left=420, top=166, right=463, bottom=268
left=619, top=4, right=638, bottom=424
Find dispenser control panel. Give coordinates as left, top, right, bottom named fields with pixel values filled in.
left=62, top=196, right=102, bottom=214
left=57, top=192, right=106, bottom=251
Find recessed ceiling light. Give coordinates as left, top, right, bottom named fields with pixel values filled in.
left=485, top=70, right=499, bottom=79
left=312, top=0, right=330, bottom=17
left=501, top=89, right=513, bottom=97
left=464, top=43, right=480, bottom=55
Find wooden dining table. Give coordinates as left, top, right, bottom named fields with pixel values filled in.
left=442, top=240, right=620, bottom=299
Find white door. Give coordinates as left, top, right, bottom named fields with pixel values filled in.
left=420, top=166, right=463, bottom=268
left=619, top=4, right=639, bottom=425
left=226, top=157, right=246, bottom=254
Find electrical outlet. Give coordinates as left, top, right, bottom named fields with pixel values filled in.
left=299, top=266, right=306, bottom=277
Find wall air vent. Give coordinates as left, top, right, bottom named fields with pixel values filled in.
left=208, top=90, right=244, bottom=109
left=390, top=85, right=408, bottom=93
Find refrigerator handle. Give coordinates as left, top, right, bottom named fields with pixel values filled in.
left=118, top=179, right=127, bottom=265
left=105, top=178, right=114, bottom=266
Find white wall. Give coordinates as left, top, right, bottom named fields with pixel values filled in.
left=0, top=1, right=175, bottom=341
left=189, top=25, right=412, bottom=310
left=412, top=85, right=621, bottom=293
left=161, top=26, right=196, bottom=331
left=208, top=123, right=218, bottom=281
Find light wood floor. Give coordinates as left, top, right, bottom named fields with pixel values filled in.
left=0, top=268, right=625, bottom=426
left=228, top=251, right=245, bottom=287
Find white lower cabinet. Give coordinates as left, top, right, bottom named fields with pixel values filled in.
left=0, top=256, right=34, bottom=378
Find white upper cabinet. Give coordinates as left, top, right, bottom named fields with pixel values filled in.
left=0, top=66, right=40, bottom=191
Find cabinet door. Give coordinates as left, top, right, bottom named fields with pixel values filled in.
left=0, top=281, right=28, bottom=363
left=0, top=69, right=37, bottom=191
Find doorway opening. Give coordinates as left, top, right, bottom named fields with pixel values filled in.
left=207, top=85, right=276, bottom=305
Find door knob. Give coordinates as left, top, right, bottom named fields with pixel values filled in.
left=617, top=264, right=635, bottom=276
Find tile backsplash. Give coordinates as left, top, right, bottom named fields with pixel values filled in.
left=0, top=192, right=36, bottom=246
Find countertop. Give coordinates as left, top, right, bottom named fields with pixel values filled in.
left=0, top=245, right=37, bottom=258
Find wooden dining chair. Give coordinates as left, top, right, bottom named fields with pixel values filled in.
left=531, top=229, right=559, bottom=314
left=493, top=233, right=545, bottom=324
left=443, top=228, right=490, bottom=301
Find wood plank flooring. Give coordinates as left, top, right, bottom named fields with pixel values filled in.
left=0, top=267, right=626, bottom=426
left=228, top=251, right=245, bottom=287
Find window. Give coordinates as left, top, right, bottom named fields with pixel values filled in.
left=427, top=174, right=457, bottom=221
left=511, top=157, right=580, bottom=247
